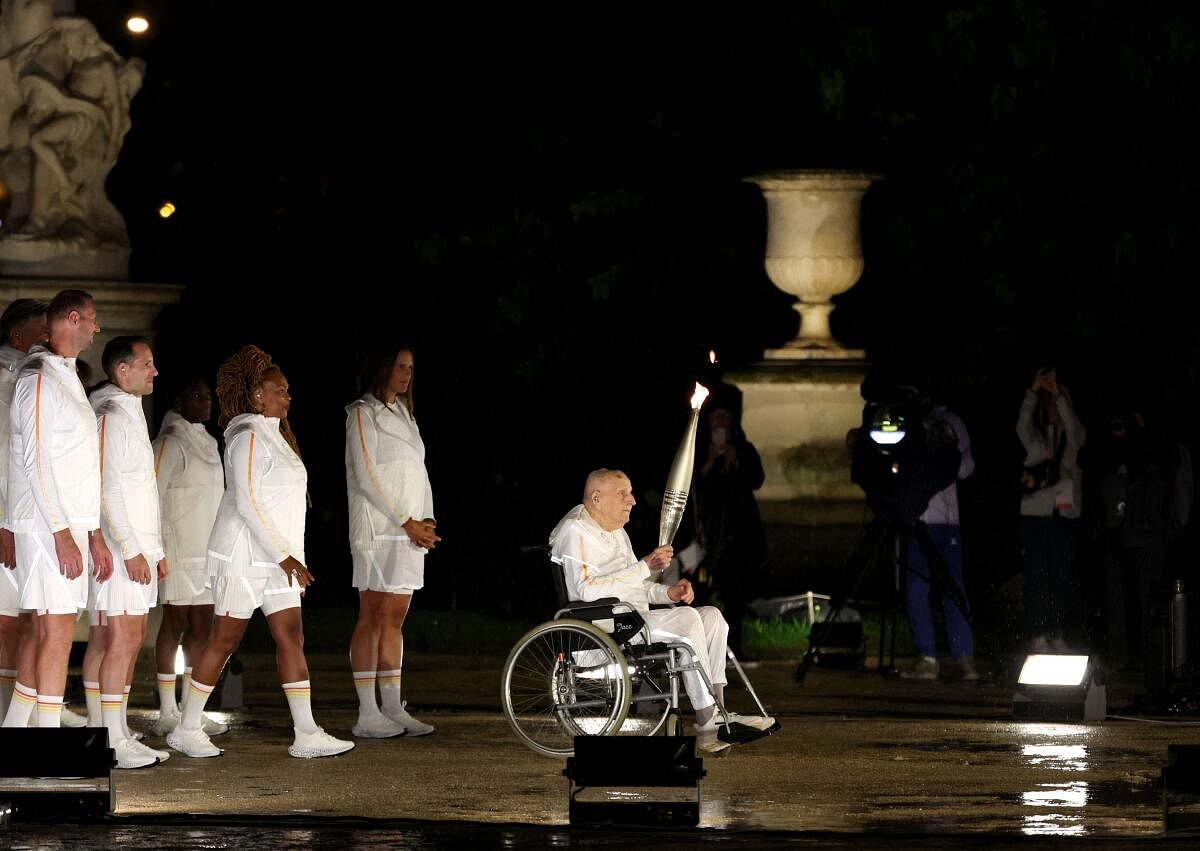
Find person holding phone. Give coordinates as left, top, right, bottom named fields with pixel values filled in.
left=1017, top=364, right=1087, bottom=651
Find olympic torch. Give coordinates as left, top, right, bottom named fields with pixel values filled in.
left=658, top=382, right=710, bottom=547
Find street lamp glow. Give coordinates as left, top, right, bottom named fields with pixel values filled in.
left=158, top=201, right=176, bottom=219
left=126, top=16, right=150, bottom=35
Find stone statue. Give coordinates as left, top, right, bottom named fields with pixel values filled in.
left=0, top=1, right=144, bottom=277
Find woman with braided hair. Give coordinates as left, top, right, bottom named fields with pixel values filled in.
left=167, top=346, right=353, bottom=760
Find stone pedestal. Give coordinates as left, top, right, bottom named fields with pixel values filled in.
left=730, top=360, right=869, bottom=589
left=0, top=279, right=184, bottom=363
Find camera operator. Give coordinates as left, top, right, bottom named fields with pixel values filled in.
left=900, top=397, right=977, bottom=680
left=1017, top=365, right=1086, bottom=652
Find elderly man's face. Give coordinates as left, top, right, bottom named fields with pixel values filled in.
left=591, top=474, right=636, bottom=531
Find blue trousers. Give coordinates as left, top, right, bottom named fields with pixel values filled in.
left=905, top=524, right=973, bottom=658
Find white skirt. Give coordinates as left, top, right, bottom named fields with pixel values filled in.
left=160, top=562, right=211, bottom=605
left=89, top=540, right=159, bottom=616
left=351, top=543, right=424, bottom=594
left=15, top=528, right=89, bottom=615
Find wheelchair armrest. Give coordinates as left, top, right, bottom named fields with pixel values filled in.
left=556, top=598, right=622, bottom=621
left=556, top=599, right=647, bottom=646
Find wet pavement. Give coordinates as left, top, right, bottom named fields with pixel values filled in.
left=5, top=648, right=1200, bottom=846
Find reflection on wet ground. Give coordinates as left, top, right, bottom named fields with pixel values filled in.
left=3, top=657, right=1198, bottom=844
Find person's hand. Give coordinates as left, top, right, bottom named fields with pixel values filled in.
left=54, top=529, right=85, bottom=580
left=667, top=578, right=695, bottom=605
left=280, top=555, right=314, bottom=590
left=88, top=529, right=113, bottom=582
left=1043, top=369, right=1059, bottom=397
left=157, top=558, right=169, bottom=580
left=0, top=528, right=15, bottom=570
left=643, top=545, right=674, bottom=572
left=403, top=518, right=441, bottom=549
left=125, top=554, right=152, bottom=585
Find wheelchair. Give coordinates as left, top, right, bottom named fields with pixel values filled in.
left=500, top=551, right=776, bottom=757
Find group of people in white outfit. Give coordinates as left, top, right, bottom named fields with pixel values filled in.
left=0, top=291, right=438, bottom=768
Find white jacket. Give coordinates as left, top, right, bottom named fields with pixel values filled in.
left=153, top=410, right=223, bottom=571
left=1017, top=389, right=1087, bottom=519
left=0, top=345, right=22, bottom=531
left=7, top=345, right=100, bottom=534
left=549, top=504, right=672, bottom=612
left=345, top=395, right=433, bottom=551
left=92, top=383, right=164, bottom=563
left=207, top=413, right=306, bottom=578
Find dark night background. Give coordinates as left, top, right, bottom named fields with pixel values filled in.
left=70, top=2, right=1200, bottom=633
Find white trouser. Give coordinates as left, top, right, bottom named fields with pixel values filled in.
left=645, top=605, right=728, bottom=711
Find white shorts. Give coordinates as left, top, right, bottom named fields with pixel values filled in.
left=352, top=546, right=424, bottom=594
left=160, top=564, right=213, bottom=606
left=0, top=564, right=20, bottom=617
left=212, top=572, right=302, bottom=619
left=89, top=543, right=158, bottom=617
left=15, top=528, right=89, bottom=615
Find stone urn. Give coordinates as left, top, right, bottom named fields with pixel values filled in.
left=749, top=171, right=879, bottom=359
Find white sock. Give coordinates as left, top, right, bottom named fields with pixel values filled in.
left=282, top=680, right=318, bottom=735
left=157, top=673, right=178, bottom=713
left=352, top=671, right=380, bottom=717
left=180, top=679, right=214, bottom=732
left=37, top=693, right=63, bottom=728
left=122, top=685, right=134, bottom=737
left=378, top=669, right=403, bottom=716
left=102, top=693, right=124, bottom=743
left=84, top=680, right=102, bottom=726
left=3, top=681, right=37, bottom=727
left=180, top=667, right=192, bottom=712
left=0, top=668, right=15, bottom=719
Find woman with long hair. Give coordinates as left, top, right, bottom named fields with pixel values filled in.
left=345, top=346, right=439, bottom=738
left=167, top=346, right=353, bottom=759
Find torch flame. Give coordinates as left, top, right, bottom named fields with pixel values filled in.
left=690, top=382, right=710, bottom=410
left=709, top=350, right=717, bottom=364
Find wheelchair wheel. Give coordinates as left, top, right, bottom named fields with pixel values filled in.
left=501, top=619, right=631, bottom=757
left=617, top=659, right=672, bottom=737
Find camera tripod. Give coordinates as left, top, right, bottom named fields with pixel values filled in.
left=793, top=513, right=974, bottom=684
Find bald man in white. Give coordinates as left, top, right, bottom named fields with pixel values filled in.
left=549, top=468, right=772, bottom=754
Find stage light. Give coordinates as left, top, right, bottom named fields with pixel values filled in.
left=868, top=406, right=906, bottom=446
left=126, top=16, right=150, bottom=35
left=1013, top=655, right=1106, bottom=722
left=158, top=201, right=176, bottom=219
left=174, top=645, right=185, bottom=676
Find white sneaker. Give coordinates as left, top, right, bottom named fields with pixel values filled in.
left=288, top=726, right=355, bottom=759
left=153, top=705, right=182, bottom=736
left=60, top=706, right=88, bottom=728
left=383, top=701, right=434, bottom=736
left=721, top=712, right=776, bottom=731
left=167, top=725, right=223, bottom=758
left=695, top=732, right=731, bottom=756
left=352, top=714, right=407, bottom=739
left=113, top=736, right=158, bottom=769
left=124, top=725, right=145, bottom=742
left=131, top=738, right=170, bottom=763
left=202, top=714, right=230, bottom=736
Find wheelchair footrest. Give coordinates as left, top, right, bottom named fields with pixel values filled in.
left=716, top=720, right=781, bottom=745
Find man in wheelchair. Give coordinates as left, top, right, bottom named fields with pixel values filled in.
left=549, top=469, right=775, bottom=754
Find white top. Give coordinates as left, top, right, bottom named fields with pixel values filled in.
left=7, top=344, right=100, bottom=534
left=920, top=407, right=974, bottom=526
left=549, top=504, right=672, bottom=612
left=0, top=344, right=22, bottom=530
left=207, top=413, right=307, bottom=578
left=153, top=410, right=223, bottom=569
left=91, top=382, right=164, bottom=563
left=1017, top=389, right=1087, bottom=519
left=345, top=394, right=433, bottom=550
